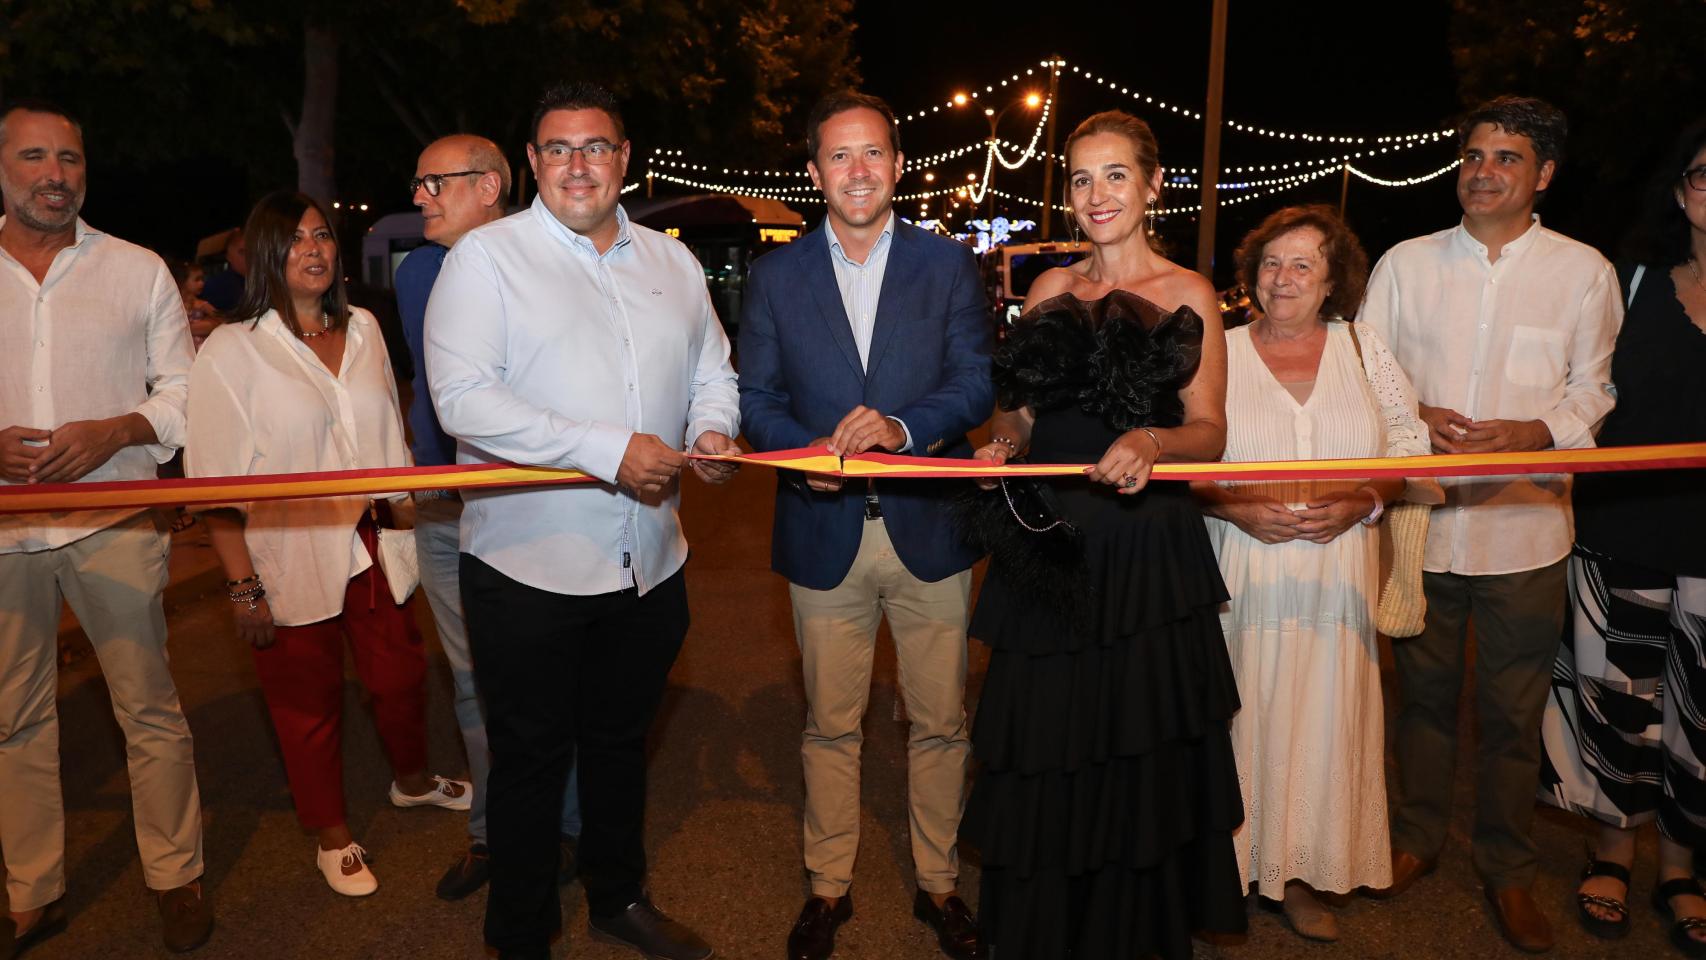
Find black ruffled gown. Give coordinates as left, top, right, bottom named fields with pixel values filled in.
left=960, top=291, right=1247, bottom=959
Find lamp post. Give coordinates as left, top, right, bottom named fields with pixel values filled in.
left=953, top=90, right=1042, bottom=223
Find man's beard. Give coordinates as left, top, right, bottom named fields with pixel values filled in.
left=3, top=182, right=82, bottom=232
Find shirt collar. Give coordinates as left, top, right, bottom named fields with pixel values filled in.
left=825, top=211, right=896, bottom=267
left=1453, top=213, right=1541, bottom=262
left=530, top=195, right=633, bottom=258
left=0, top=216, right=97, bottom=263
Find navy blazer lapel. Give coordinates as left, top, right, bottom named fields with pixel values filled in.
left=863, top=223, right=919, bottom=382
left=800, top=227, right=865, bottom=380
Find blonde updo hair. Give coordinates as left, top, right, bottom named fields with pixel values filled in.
left=1063, top=110, right=1163, bottom=250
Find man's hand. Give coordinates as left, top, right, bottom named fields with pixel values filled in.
left=803, top=437, right=845, bottom=492
left=1216, top=499, right=1305, bottom=544
left=1454, top=418, right=1552, bottom=453
left=0, top=425, right=50, bottom=482
left=1418, top=404, right=1472, bottom=454
left=1292, top=489, right=1379, bottom=544
left=689, top=431, right=742, bottom=485
left=616, top=433, right=687, bottom=497
left=388, top=496, right=417, bottom=531
left=826, top=406, right=906, bottom=456
left=32, top=417, right=135, bottom=483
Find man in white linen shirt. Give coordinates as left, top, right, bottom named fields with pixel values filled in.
left=0, top=100, right=212, bottom=954
left=1358, top=95, right=1620, bottom=952
left=426, top=82, right=739, bottom=960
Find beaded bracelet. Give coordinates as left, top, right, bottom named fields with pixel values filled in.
left=225, top=574, right=260, bottom=588
left=988, top=435, right=1023, bottom=457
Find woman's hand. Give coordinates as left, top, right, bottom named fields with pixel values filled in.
left=388, top=495, right=417, bottom=530
left=1292, top=488, right=1379, bottom=544
left=1216, top=499, right=1306, bottom=544
left=1087, top=428, right=1161, bottom=495
left=972, top=440, right=1014, bottom=491
left=235, top=596, right=277, bottom=650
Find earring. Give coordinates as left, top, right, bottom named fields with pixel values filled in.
left=1146, top=196, right=1158, bottom=234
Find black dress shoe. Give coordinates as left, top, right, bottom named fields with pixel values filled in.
left=558, top=834, right=579, bottom=886
left=589, top=896, right=713, bottom=960
left=436, top=842, right=491, bottom=901
left=2, top=900, right=67, bottom=960
left=787, top=896, right=853, bottom=960
left=912, top=891, right=985, bottom=960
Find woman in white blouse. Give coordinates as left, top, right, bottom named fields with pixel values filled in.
left=1194, top=205, right=1431, bottom=940
left=186, top=192, right=469, bottom=896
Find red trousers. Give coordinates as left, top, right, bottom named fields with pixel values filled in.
left=251, top=525, right=427, bottom=831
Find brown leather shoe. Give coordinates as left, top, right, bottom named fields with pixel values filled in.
left=1363, top=849, right=1437, bottom=900
left=1484, top=885, right=1554, bottom=953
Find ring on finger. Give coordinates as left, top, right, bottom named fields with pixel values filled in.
left=1121, top=474, right=1138, bottom=489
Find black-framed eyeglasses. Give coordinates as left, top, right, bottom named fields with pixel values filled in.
left=410, top=170, right=486, bottom=197
left=533, top=141, right=619, bottom=166
left=1683, top=166, right=1706, bottom=192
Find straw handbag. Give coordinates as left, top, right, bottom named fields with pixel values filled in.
left=1345, top=322, right=1430, bottom=638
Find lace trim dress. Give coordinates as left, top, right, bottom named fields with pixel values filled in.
left=1209, top=322, right=1428, bottom=897
left=960, top=290, right=1247, bottom=959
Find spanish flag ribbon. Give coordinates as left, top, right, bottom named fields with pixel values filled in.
left=2, top=443, right=1703, bottom=514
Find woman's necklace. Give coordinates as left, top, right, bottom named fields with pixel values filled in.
left=1688, top=258, right=1706, bottom=296
left=300, top=311, right=331, bottom=339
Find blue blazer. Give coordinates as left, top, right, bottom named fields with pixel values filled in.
left=738, top=221, right=994, bottom=590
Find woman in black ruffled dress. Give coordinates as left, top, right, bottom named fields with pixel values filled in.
left=959, top=110, right=1244, bottom=959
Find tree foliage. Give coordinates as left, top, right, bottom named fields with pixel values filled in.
left=1450, top=0, right=1706, bottom=250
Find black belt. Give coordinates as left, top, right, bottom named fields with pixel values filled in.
left=864, top=479, right=883, bottom=520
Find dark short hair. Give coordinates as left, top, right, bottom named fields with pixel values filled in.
left=530, top=82, right=625, bottom=145
left=1622, top=117, right=1706, bottom=268
left=1233, top=204, right=1370, bottom=321
left=235, top=191, right=350, bottom=336
left=805, top=91, right=900, bottom=164
left=0, top=97, right=84, bottom=146
left=1458, top=95, right=1568, bottom=170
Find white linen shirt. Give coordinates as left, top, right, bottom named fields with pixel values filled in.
left=185, top=308, right=410, bottom=626
left=0, top=217, right=193, bottom=553
left=425, top=199, right=740, bottom=597
left=1358, top=217, right=1621, bottom=575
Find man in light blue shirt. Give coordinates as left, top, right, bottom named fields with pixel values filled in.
left=426, top=82, right=738, bottom=960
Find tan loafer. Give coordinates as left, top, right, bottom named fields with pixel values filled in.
left=1363, top=849, right=1437, bottom=900
left=1485, top=884, right=1554, bottom=953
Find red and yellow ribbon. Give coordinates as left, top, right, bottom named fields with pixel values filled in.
left=2, top=443, right=1703, bottom=514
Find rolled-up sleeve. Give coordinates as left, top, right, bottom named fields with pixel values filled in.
left=135, top=261, right=194, bottom=461
left=1539, top=262, right=1621, bottom=450
left=426, top=238, right=631, bottom=484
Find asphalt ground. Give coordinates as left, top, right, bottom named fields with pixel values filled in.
left=5, top=462, right=1669, bottom=960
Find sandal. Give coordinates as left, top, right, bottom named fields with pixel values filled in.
left=1653, top=875, right=1706, bottom=958
left=1575, top=858, right=1631, bottom=939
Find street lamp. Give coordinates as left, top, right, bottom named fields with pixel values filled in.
left=955, top=91, right=1042, bottom=219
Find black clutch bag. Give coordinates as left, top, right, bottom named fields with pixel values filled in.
left=952, top=470, right=1092, bottom=627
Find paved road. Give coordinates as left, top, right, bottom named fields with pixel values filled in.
left=9, top=465, right=1664, bottom=959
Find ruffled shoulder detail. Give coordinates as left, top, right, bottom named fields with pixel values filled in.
left=994, top=289, right=1204, bottom=431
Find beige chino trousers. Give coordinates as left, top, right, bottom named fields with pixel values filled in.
left=789, top=518, right=972, bottom=898
left=0, top=512, right=204, bottom=910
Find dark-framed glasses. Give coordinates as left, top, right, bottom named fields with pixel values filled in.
left=410, top=170, right=486, bottom=197
left=1684, top=166, right=1706, bottom=192
left=533, top=141, right=618, bottom=166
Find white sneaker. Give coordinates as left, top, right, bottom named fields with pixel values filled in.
left=389, top=775, right=473, bottom=812
left=316, top=841, right=378, bottom=897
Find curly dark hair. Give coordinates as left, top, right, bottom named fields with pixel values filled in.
left=1621, top=117, right=1706, bottom=268
left=1458, top=96, right=1568, bottom=170
left=1232, top=204, right=1369, bottom=321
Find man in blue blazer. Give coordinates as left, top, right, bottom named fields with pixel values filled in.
left=739, top=92, right=992, bottom=960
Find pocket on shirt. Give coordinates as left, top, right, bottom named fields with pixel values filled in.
left=1505, top=325, right=1569, bottom=389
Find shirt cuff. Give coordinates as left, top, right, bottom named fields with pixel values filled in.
left=687, top=417, right=739, bottom=453
left=132, top=404, right=180, bottom=465
left=887, top=416, right=913, bottom=453
left=566, top=421, right=635, bottom=485
left=1537, top=410, right=1592, bottom=450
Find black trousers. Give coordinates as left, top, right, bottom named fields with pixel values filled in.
left=462, top=554, right=689, bottom=956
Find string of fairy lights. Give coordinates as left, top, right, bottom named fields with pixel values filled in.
left=642, top=55, right=1464, bottom=234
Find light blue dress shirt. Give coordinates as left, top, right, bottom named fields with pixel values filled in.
left=824, top=212, right=911, bottom=450
left=426, top=198, right=740, bottom=596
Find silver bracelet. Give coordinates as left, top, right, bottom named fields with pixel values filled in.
left=1139, top=427, right=1163, bottom=458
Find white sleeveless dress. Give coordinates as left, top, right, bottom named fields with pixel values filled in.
left=1207, top=321, right=1428, bottom=897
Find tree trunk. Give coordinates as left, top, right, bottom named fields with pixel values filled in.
left=294, top=23, right=338, bottom=204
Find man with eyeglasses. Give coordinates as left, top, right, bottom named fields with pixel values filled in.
left=426, top=82, right=739, bottom=960
left=395, top=134, right=586, bottom=904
